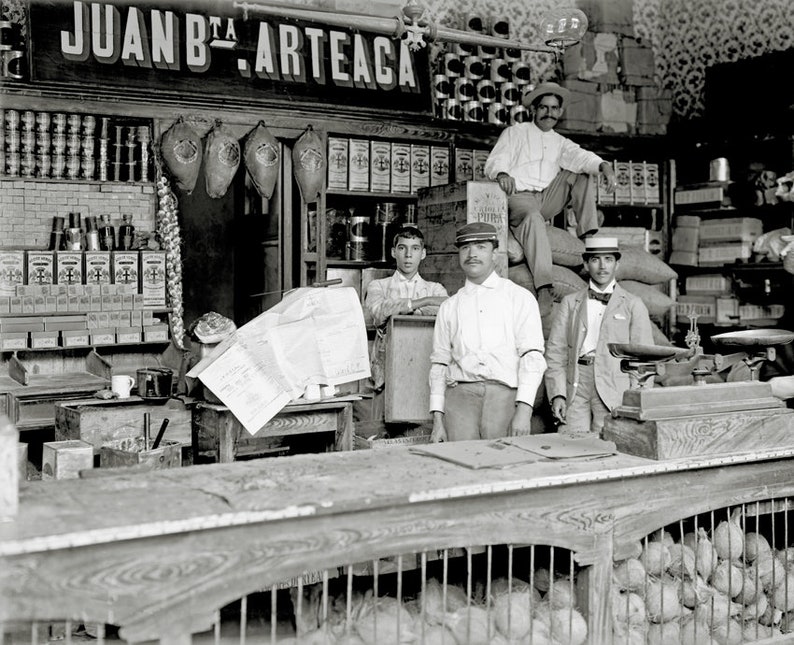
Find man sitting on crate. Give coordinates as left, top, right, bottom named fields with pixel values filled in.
left=484, top=81, right=618, bottom=321
left=364, top=225, right=448, bottom=393
left=429, top=222, right=546, bottom=442
left=545, top=237, right=653, bottom=436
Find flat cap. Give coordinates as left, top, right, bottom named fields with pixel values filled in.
left=455, top=222, right=499, bottom=247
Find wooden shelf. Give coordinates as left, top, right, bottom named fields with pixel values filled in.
left=599, top=202, right=663, bottom=209
left=326, top=189, right=417, bottom=199
left=0, top=308, right=171, bottom=318
left=0, top=176, right=155, bottom=187
left=2, top=340, right=170, bottom=354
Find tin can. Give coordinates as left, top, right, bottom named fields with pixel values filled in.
left=6, top=151, right=19, bottom=176
left=21, top=152, right=35, bottom=177
left=5, top=130, right=20, bottom=152
left=20, top=130, right=35, bottom=154
left=444, top=98, right=463, bottom=121
left=82, top=115, right=96, bottom=136
left=67, top=155, right=81, bottom=179
left=465, top=12, right=484, bottom=32
left=36, top=112, right=50, bottom=132
left=464, top=55, right=484, bottom=80
left=442, top=53, right=463, bottom=78
left=52, top=132, right=67, bottom=154
left=21, top=110, right=35, bottom=131
left=512, top=61, right=532, bottom=85
left=82, top=135, right=95, bottom=155
left=52, top=113, right=67, bottom=132
left=500, top=82, right=521, bottom=106
left=709, top=157, right=730, bottom=182
left=68, top=114, right=82, bottom=132
left=37, top=154, right=51, bottom=178
left=404, top=203, right=417, bottom=225
left=478, top=45, right=498, bottom=60
left=510, top=105, right=530, bottom=123
left=375, top=202, right=399, bottom=224
left=36, top=131, right=51, bottom=152
left=452, top=42, right=476, bottom=57
left=463, top=100, right=485, bottom=123
left=491, top=17, right=510, bottom=38
left=346, top=214, right=370, bottom=261
left=52, top=154, right=66, bottom=179
left=82, top=155, right=95, bottom=180
left=490, top=59, right=512, bottom=83
left=2, top=48, right=24, bottom=78
left=503, top=47, right=521, bottom=62
left=454, top=78, right=477, bottom=102
left=488, top=102, right=509, bottom=125
left=433, top=74, right=451, bottom=99
left=67, top=133, right=81, bottom=152
left=0, top=21, right=20, bottom=50
left=476, top=79, right=497, bottom=103
left=4, top=109, right=19, bottom=130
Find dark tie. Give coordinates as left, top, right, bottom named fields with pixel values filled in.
left=588, top=288, right=611, bottom=304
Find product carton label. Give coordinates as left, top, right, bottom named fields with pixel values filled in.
left=454, top=148, right=474, bottom=182
left=84, top=251, right=112, bottom=286
left=139, top=251, right=167, bottom=307
left=30, top=331, right=59, bottom=349
left=410, top=145, right=430, bottom=192
left=327, top=137, right=349, bottom=190
left=614, top=160, right=632, bottom=204
left=391, top=143, right=411, bottom=193
left=348, top=139, right=370, bottom=191
left=645, top=163, right=660, bottom=204
left=112, top=252, right=139, bottom=289
left=61, top=330, right=90, bottom=347
left=116, top=327, right=142, bottom=344
left=370, top=141, right=391, bottom=192
left=473, top=150, right=489, bottom=182
left=0, top=250, right=24, bottom=297
left=630, top=162, right=647, bottom=203
left=55, top=251, right=83, bottom=285
left=26, top=251, right=53, bottom=286
left=430, top=146, right=450, bottom=187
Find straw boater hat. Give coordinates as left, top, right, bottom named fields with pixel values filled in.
left=455, top=222, right=499, bottom=247
left=582, top=236, right=621, bottom=260
left=522, top=81, right=571, bottom=109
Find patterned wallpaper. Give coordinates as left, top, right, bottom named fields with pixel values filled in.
left=3, top=0, right=792, bottom=119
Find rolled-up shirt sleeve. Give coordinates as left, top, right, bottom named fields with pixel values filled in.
left=559, top=138, right=604, bottom=176
left=514, top=290, right=547, bottom=405
left=429, top=301, right=453, bottom=412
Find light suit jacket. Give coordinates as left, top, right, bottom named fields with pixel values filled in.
left=544, top=285, right=653, bottom=411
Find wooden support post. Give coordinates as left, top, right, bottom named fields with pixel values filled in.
left=0, top=415, right=19, bottom=521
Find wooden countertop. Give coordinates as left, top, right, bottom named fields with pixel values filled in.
left=5, top=442, right=794, bottom=557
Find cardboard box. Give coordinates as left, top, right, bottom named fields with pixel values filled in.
left=41, top=439, right=93, bottom=480
left=30, top=330, right=59, bottom=349
left=83, top=283, right=101, bottom=296
left=130, top=310, right=143, bottom=327
left=56, top=294, right=68, bottom=312
left=55, top=251, right=83, bottom=285
left=103, top=294, right=122, bottom=311
left=370, top=140, right=391, bottom=192
left=699, top=217, right=763, bottom=244
left=33, top=295, right=47, bottom=313
left=630, top=162, right=647, bottom=203
left=21, top=296, right=35, bottom=314
left=116, top=326, right=142, bottom=344
left=9, top=296, right=22, bottom=313
left=619, top=36, right=656, bottom=86
left=26, top=251, right=53, bottom=286
left=672, top=226, right=699, bottom=253
left=685, top=274, right=732, bottom=294
left=44, top=318, right=88, bottom=331
left=430, top=146, right=450, bottom=187
left=112, top=251, right=139, bottom=290
left=391, top=142, right=411, bottom=193
left=453, top=148, right=474, bottom=182
left=64, top=329, right=89, bottom=347
left=675, top=184, right=727, bottom=207
left=143, top=324, right=169, bottom=342
left=101, top=284, right=118, bottom=295
left=0, top=332, right=27, bottom=350
left=698, top=243, right=752, bottom=266
left=472, top=149, right=489, bottom=182
left=140, top=251, right=167, bottom=308
left=45, top=295, right=57, bottom=311
left=740, top=303, right=785, bottom=322
left=0, top=321, right=44, bottom=333
left=90, top=327, right=115, bottom=345
left=0, top=297, right=9, bottom=314
left=715, top=297, right=740, bottom=326
left=410, top=144, right=430, bottom=193
left=614, top=160, right=632, bottom=203
left=0, top=250, right=25, bottom=297
left=327, top=136, right=349, bottom=190
left=84, top=251, right=112, bottom=286
left=348, top=138, right=370, bottom=191
left=559, top=79, right=602, bottom=132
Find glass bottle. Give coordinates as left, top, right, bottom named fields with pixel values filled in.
left=119, top=214, right=134, bottom=250
left=99, top=214, right=116, bottom=251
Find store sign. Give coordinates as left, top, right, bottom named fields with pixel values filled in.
left=28, top=1, right=431, bottom=113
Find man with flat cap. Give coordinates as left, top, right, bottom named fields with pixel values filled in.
left=545, top=237, right=653, bottom=436
left=429, top=222, right=546, bottom=442
left=484, top=81, right=618, bottom=322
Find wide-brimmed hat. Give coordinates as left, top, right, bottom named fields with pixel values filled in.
left=582, top=236, right=621, bottom=259
left=455, top=222, right=498, bottom=247
left=522, top=81, right=571, bottom=109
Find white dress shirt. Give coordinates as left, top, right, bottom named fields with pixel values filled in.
left=429, top=271, right=546, bottom=411
left=580, top=280, right=616, bottom=357
left=484, top=122, right=604, bottom=192
left=365, top=271, right=448, bottom=328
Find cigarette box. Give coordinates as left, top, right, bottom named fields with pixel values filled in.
left=90, top=327, right=115, bottom=346
left=630, top=161, right=647, bottom=203
left=133, top=293, right=144, bottom=309
left=614, top=160, right=632, bottom=204
left=430, top=146, right=450, bottom=187
left=103, top=294, right=122, bottom=311
left=83, top=284, right=101, bottom=296
left=61, top=330, right=90, bottom=348
left=116, top=327, right=142, bottom=344
left=33, top=295, right=47, bottom=313
left=26, top=251, right=53, bottom=286
left=101, top=284, right=118, bottom=295
left=391, top=143, right=411, bottom=193
left=348, top=139, right=370, bottom=191
left=45, top=296, right=57, bottom=311
left=0, top=297, right=9, bottom=314
left=0, top=250, right=24, bottom=297
left=67, top=285, right=84, bottom=297
left=327, top=137, right=349, bottom=191
left=84, top=251, right=112, bottom=286
left=112, top=251, right=139, bottom=290
left=454, top=148, right=474, bottom=182
left=117, top=311, right=131, bottom=327
left=645, top=163, right=660, bottom=204
left=143, top=324, right=169, bottom=342
left=473, top=149, right=489, bottom=182
left=370, top=140, right=391, bottom=192
left=30, top=331, right=59, bottom=349
left=56, top=294, right=68, bottom=312
left=130, top=310, right=143, bottom=327
left=41, top=440, right=93, bottom=480
left=21, top=296, right=35, bottom=314
left=716, top=296, right=740, bottom=326
left=55, top=251, right=83, bottom=286
left=410, top=145, right=430, bottom=193
left=0, top=332, right=28, bottom=351
left=121, top=293, right=134, bottom=310
left=139, top=251, right=167, bottom=308
left=9, top=296, right=22, bottom=313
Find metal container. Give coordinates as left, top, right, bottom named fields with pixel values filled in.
left=488, top=102, right=509, bottom=125
left=500, top=82, right=521, bottom=106
left=463, top=55, right=484, bottom=80
left=476, top=79, right=497, bottom=104
left=444, top=98, right=463, bottom=121
left=709, top=157, right=730, bottom=182
left=512, top=61, right=532, bottom=85
left=454, top=77, right=476, bottom=103
left=346, top=213, right=370, bottom=261
left=463, top=100, right=485, bottom=123
left=136, top=367, right=174, bottom=404
left=433, top=74, right=451, bottom=99
left=442, top=53, right=463, bottom=78
left=490, top=59, right=512, bottom=83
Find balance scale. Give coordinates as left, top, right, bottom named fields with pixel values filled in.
left=602, top=327, right=794, bottom=460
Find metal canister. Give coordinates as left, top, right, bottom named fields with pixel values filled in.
left=465, top=12, right=484, bottom=32
left=21, top=110, right=35, bottom=131
left=464, top=55, right=484, bottom=80
left=5, top=129, right=20, bottom=152
left=491, top=17, right=510, bottom=38
left=0, top=21, right=20, bottom=50
left=4, top=108, right=18, bottom=130
left=82, top=135, right=95, bottom=155
left=478, top=45, right=498, bottom=60
left=52, top=132, right=66, bottom=154
left=463, top=100, right=485, bottom=123
left=20, top=129, right=35, bottom=153
left=503, top=47, right=522, bottom=62
left=67, top=155, right=81, bottom=179
left=2, top=48, right=25, bottom=79
left=82, top=115, right=96, bottom=136
left=82, top=155, right=96, bottom=180
left=404, top=203, right=417, bottom=225
left=433, top=74, right=451, bottom=99
left=67, top=113, right=82, bottom=132
left=500, top=82, right=521, bottom=106
left=52, top=154, right=66, bottom=179
left=510, top=105, right=530, bottom=123
left=488, top=102, right=509, bottom=125
left=21, top=152, right=35, bottom=177
left=512, top=61, right=532, bottom=85
left=452, top=42, right=476, bottom=57
left=36, top=112, right=50, bottom=132
left=36, top=131, right=51, bottom=153
left=490, top=59, right=512, bottom=83
left=375, top=202, right=399, bottom=225
left=444, top=98, right=463, bottom=121
left=454, top=77, right=476, bottom=103
left=709, top=158, right=730, bottom=182
left=6, top=152, right=19, bottom=176
left=346, top=213, right=370, bottom=261
left=66, top=132, right=81, bottom=153
left=52, top=113, right=67, bottom=132
left=476, top=79, right=497, bottom=104
left=36, top=154, right=51, bottom=178
left=442, top=53, right=463, bottom=78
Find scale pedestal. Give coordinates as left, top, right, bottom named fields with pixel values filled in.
left=602, top=332, right=794, bottom=461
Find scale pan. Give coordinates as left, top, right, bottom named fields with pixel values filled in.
left=607, top=343, right=690, bottom=361
left=710, top=329, right=794, bottom=347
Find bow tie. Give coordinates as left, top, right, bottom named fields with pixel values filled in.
left=588, top=289, right=611, bottom=304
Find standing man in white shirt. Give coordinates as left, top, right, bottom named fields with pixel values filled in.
left=545, top=237, right=653, bottom=436
left=484, top=81, right=618, bottom=321
left=365, top=225, right=448, bottom=392
left=429, top=222, right=546, bottom=442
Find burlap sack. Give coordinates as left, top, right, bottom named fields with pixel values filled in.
left=549, top=227, right=585, bottom=268
left=619, top=280, right=676, bottom=316
left=650, top=320, right=672, bottom=346
left=552, top=264, right=587, bottom=300
left=615, top=248, right=677, bottom=283
left=507, top=263, right=535, bottom=294
left=507, top=231, right=524, bottom=265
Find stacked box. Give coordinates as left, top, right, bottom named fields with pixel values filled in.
left=30, top=331, right=59, bottom=349
left=370, top=140, right=391, bottom=192
left=140, top=251, right=166, bottom=307
left=472, top=150, right=489, bottom=182
left=600, top=88, right=637, bottom=134
left=390, top=143, right=411, bottom=193
left=685, top=274, right=732, bottom=295
left=619, top=36, right=656, bottom=86
left=645, top=163, right=660, bottom=203
left=84, top=251, right=112, bottom=286
left=636, top=87, right=673, bottom=136
left=715, top=297, right=740, bottom=325
left=613, top=160, right=632, bottom=204
left=698, top=243, right=752, bottom=266
left=41, top=440, right=93, bottom=480
left=676, top=295, right=716, bottom=324
left=559, top=79, right=601, bottom=132
left=55, top=251, right=83, bottom=286
left=0, top=332, right=28, bottom=350
left=348, top=139, right=369, bottom=191
left=430, top=146, right=450, bottom=187
left=454, top=148, right=474, bottom=182
left=699, top=217, right=763, bottom=244
left=327, top=137, right=348, bottom=190
left=0, top=250, right=24, bottom=297
left=26, top=251, right=53, bottom=286
left=410, top=144, right=430, bottom=192
left=630, top=162, right=647, bottom=203
left=112, top=252, right=139, bottom=291
left=60, top=330, right=90, bottom=347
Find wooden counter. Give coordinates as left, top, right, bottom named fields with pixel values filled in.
left=3, top=444, right=794, bottom=642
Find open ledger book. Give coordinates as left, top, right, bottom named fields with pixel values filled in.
left=187, top=287, right=370, bottom=435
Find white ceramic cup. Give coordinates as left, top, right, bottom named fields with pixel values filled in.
left=111, top=374, right=135, bottom=399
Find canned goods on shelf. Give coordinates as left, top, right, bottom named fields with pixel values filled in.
left=500, top=82, right=521, bottom=106
left=454, top=78, right=476, bottom=102
left=444, top=98, right=463, bottom=121
left=510, top=105, right=530, bottom=123
left=442, top=53, right=464, bottom=78
left=476, top=80, right=497, bottom=103
left=490, top=59, right=512, bottom=83
left=463, top=55, right=484, bottom=80
left=463, top=100, right=485, bottom=123
left=488, top=103, right=509, bottom=125
left=433, top=74, right=451, bottom=99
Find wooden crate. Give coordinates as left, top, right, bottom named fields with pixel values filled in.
left=100, top=437, right=182, bottom=470
left=417, top=181, right=508, bottom=276
left=55, top=397, right=192, bottom=452
left=384, top=315, right=435, bottom=424
left=41, top=439, right=93, bottom=479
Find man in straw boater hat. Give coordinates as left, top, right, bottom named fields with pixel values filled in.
left=429, top=222, right=546, bottom=442
left=545, top=237, right=653, bottom=436
left=484, top=81, right=618, bottom=324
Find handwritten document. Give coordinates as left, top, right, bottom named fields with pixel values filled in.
left=187, top=287, right=370, bottom=434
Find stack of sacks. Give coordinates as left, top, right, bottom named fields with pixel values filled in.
left=507, top=227, right=677, bottom=344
